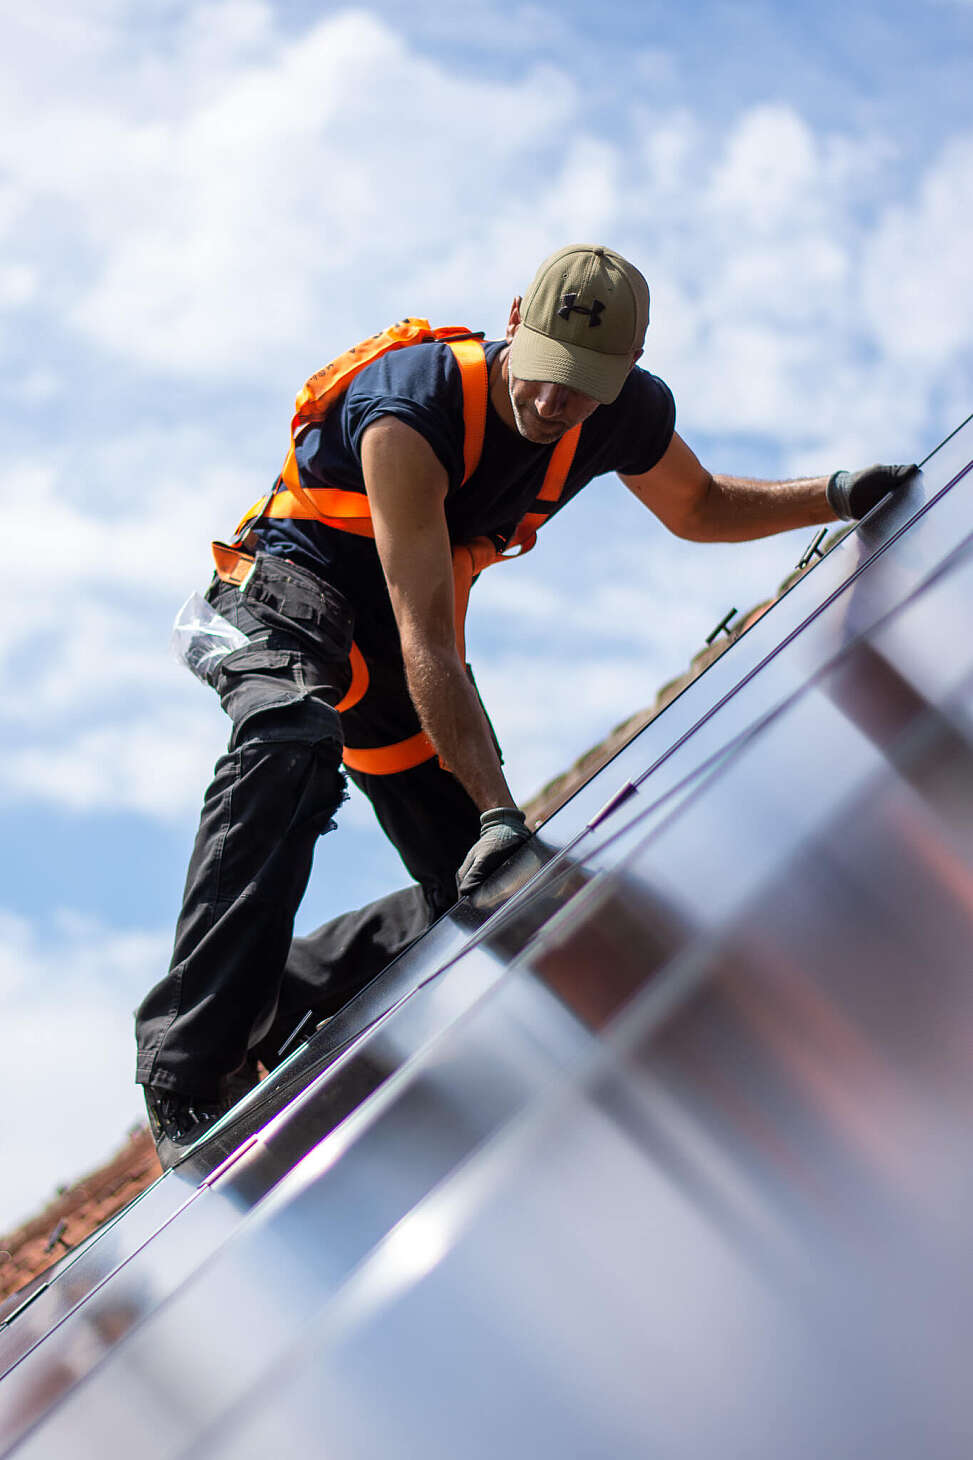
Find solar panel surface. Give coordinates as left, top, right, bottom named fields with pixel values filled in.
left=1, top=419, right=970, bottom=1458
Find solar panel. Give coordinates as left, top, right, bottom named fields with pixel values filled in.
left=186, top=546, right=973, bottom=1460
left=2, top=417, right=970, bottom=1457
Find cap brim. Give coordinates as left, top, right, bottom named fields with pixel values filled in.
left=508, top=324, right=631, bottom=405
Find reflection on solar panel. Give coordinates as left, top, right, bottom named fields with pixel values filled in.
left=1, top=421, right=971, bottom=1458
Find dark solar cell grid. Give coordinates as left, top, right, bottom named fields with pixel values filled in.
left=185, top=548, right=973, bottom=1460
left=1, top=419, right=970, bottom=1458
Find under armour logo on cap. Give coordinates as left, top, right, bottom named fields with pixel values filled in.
left=510, top=243, right=650, bottom=405
left=558, top=293, right=605, bottom=327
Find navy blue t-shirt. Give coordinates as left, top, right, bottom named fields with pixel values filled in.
left=256, top=338, right=675, bottom=648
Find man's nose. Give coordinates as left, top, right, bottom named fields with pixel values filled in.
left=534, top=383, right=568, bottom=416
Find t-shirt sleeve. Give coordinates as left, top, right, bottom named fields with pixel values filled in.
left=342, top=344, right=467, bottom=488
left=608, top=368, right=677, bottom=476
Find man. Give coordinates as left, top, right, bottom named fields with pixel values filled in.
left=135, top=243, right=915, bottom=1167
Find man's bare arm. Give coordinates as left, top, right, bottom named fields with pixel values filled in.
left=361, top=416, right=515, bottom=812
left=620, top=432, right=835, bottom=542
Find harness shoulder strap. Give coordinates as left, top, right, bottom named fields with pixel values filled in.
left=509, top=424, right=581, bottom=551
left=450, top=422, right=582, bottom=660
left=229, top=331, right=489, bottom=545
left=446, top=337, right=488, bottom=485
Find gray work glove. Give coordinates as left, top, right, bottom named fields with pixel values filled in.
left=826, top=463, right=918, bottom=521
left=457, top=807, right=531, bottom=896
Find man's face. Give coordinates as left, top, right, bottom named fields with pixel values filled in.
left=506, top=366, right=602, bottom=444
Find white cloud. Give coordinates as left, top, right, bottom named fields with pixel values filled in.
left=0, top=433, right=262, bottom=734
left=0, top=10, right=575, bottom=377
left=9, top=368, right=58, bottom=402
left=0, top=909, right=168, bottom=1233
left=861, top=135, right=973, bottom=366
left=0, top=441, right=233, bottom=819
left=629, top=105, right=952, bottom=453
left=707, top=106, right=821, bottom=230
left=0, top=2, right=970, bottom=831
left=4, top=5, right=968, bottom=435
left=0, top=264, right=36, bottom=308
left=0, top=702, right=225, bottom=820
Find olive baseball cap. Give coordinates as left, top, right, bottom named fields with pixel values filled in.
left=508, top=244, right=650, bottom=404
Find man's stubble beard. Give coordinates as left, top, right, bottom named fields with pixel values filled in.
left=507, top=377, right=531, bottom=439
left=507, top=368, right=564, bottom=444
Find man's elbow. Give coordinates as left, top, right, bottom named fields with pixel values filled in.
left=667, top=514, right=711, bottom=543
left=666, top=473, right=718, bottom=542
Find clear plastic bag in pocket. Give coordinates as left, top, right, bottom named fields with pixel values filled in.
left=170, top=592, right=250, bottom=683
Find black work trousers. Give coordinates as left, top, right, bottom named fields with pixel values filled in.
left=135, top=555, right=480, bottom=1100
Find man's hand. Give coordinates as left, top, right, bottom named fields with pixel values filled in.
left=457, top=807, right=531, bottom=895
left=826, top=463, right=919, bottom=521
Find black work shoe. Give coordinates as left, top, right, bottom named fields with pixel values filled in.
left=220, top=1057, right=262, bottom=1108
left=144, top=1087, right=227, bottom=1171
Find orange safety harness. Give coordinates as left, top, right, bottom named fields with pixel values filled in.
left=212, top=319, right=580, bottom=775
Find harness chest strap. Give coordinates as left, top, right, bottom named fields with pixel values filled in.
left=213, top=422, right=582, bottom=776
left=343, top=424, right=581, bottom=776
left=212, top=328, right=581, bottom=774
left=449, top=424, right=581, bottom=664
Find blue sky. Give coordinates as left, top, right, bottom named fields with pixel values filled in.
left=1, top=0, right=971, bottom=1230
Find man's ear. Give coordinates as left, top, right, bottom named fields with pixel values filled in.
left=505, top=296, right=523, bottom=344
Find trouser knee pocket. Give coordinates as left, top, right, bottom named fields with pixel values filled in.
left=216, top=645, right=345, bottom=751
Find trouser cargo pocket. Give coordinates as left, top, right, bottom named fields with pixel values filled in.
left=201, top=555, right=354, bottom=749
left=213, top=645, right=342, bottom=749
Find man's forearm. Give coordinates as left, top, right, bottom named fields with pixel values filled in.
left=402, top=637, right=514, bottom=810
left=690, top=473, right=835, bottom=542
